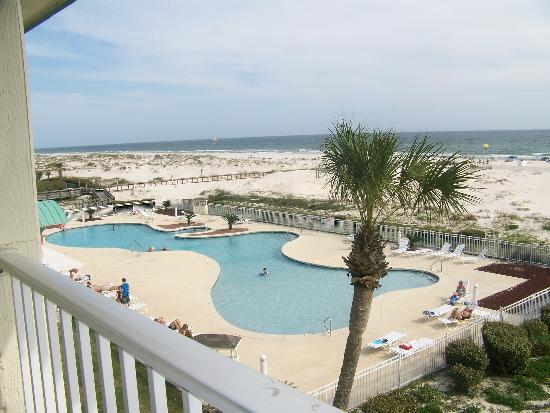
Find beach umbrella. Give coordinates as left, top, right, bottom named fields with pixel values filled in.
left=472, top=284, right=479, bottom=305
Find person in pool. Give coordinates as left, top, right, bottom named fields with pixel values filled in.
left=261, top=268, right=269, bottom=276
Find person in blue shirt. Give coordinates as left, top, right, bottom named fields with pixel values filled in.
left=119, top=277, right=130, bottom=306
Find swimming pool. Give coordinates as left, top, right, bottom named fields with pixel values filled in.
left=47, top=224, right=438, bottom=334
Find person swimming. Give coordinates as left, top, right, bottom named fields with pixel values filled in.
left=261, top=268, right=269, bottom=276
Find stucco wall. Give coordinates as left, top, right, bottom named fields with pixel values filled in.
left=0, top=0, right=41, bottom=411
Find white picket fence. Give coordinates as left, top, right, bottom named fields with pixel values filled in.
left=208, top=203, right=550, bottom=265
left=307, top=287, right=550, bottom=410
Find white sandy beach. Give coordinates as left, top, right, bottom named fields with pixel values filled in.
left=36, top=151, right=550, bottom=240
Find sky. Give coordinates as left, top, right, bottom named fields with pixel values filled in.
left=25, top=0, right=550, bottom=148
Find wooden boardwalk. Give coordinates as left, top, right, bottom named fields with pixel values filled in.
left=107, top=171, right=272, bottom=192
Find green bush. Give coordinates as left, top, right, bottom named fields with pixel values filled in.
left=541, top=305, right=550, bottom=328
left=523, top=319, right=549, bottom=340
left=416, top=402, right=443, bottom=413
left=450, top=364, right=484, bottom=395
left=485, top=388, right=526, bottom=411
left=482, top=322, right=531, bottom=375
left=505, top=223, right=519, bottom=230
left=511, top=376, right=548, bottom=401
left=525, top=355, right=550, bottom=383
left=460, top=406, right=481, bottom=413
left=37, top=178, right=67, bottom=192
left=361, top=389, right=416, bottom=413
left=458, top=228, right=486, bottom=238
left=409, top=384, right=443, bottom=404
left=530, top=335, right=550, bottom=357
left=445, top=339, right=488, bottom=372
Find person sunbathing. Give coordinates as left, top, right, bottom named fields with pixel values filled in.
left=86, top=282, right=117, bottom=293
left=154, top=316, right=167, bottom=326
left=179, top=324, right=193, bottom=338
left=449, top=307, right=473, bottom=321
left=168, top=319, right=184, bottom=331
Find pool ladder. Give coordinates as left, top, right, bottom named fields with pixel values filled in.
left=133, top=240, right=145, bottom=252
left=323, top=316, right=332, bottom=337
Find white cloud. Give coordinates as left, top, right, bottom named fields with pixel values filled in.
left=26, top=0, right=550, bottom=147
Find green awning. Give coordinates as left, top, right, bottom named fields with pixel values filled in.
left=38, top=200, right=67, bottom=230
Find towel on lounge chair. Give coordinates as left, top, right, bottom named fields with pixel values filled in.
left=367, top=331, right=406, bottom=349
left=391, top=338, right=435, bottom=356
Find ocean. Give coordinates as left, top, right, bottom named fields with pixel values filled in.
left=36, top=129, right=550, bottom=158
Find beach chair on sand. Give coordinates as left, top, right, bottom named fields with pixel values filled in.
left=391, top=338, right=435, bottom=356
left=367, top=331, right=406, bottom=350
left=427, top=242, right=451, bottom=257
left=457, top=247, right=488, bottom=263
left=423, top=304, right=454, bottom=319
left=391, top=238, right=410, bottom=255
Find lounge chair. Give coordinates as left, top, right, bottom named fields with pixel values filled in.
left=391, top=238, right=410, bottom=254
left=423, top=304, right=454, bottom=318
left=438, top=306, right=486, bottom=328
left=427, top=242, right=451, bottom=257
left=391, top=338, right=435, bottom=356
left=441, top=244, right=465, bottom=259
left=457, top=247, right=488, bottom=263
left=401, top=247, right=433, bottom=256
left=367, top=331, right=406, bottom=350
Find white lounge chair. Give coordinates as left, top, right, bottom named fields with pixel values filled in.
left=423, top=304, right=454, bottom=318
left=441, top=244, right=465, bottom=259
left=391, top=338, right=435, bottom=356
left=427, top=242, right=451, bottom=257
left=401, top=247, right=433, bottom=256
left=438, top=306, right=486, bottom=328
left=391, top=238, right=410, bottom=254
left=367, top=331, right=406, bottom=350
left=457, top=247, right=488, bottom=263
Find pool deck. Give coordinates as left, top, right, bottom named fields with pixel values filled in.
left=43, top=213, right=523, bottom=392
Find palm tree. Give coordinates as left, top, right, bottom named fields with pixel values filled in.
left=321, top=121, right=476, bottom=409
left=52, top=162, right=63, bottom=178
left=183, top=210, right=196, bottom=224
left=85, top=208, right=95, bottom=221
left=222, top=213, right=239, bottom=230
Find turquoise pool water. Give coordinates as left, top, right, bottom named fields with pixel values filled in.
left=47, top=224, right=438, bottom=334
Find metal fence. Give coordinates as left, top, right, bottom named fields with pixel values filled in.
left=208, top=203, right=550, bottom=265
left=307, top=287, right=550, bottom=410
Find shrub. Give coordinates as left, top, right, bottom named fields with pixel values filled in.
left=522, top=319, right=548, bottom=340
left=542, top=305, right=550, bottom=328
left=360, top=389, right=416, bottom=413
left=459, top=228, right=486, bottom=238
left=525, top=355, right=550, bottom=383
left=409, top=384, right=443, bottom=404
left=530, top=335, right=550, bottom=357
left=485, top=388, right=526, bottom=411
left=445, top=339, right=488, bottom=372
left=416, top=402, right=443, bottom=413
left=511, top=376, right=548, bottom=400
left=460, top=406, right=481, bottom=413
left=482, top=322, right=531, bottom=375
left=505, top=223, right=519, bottom=230
left=450, top=363, right=484, bottom=395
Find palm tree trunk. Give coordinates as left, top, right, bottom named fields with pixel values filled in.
left=332, top=286, right=374, bottom=410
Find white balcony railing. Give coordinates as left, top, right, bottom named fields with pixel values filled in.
left=0, top=252, right=340, bottom=413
